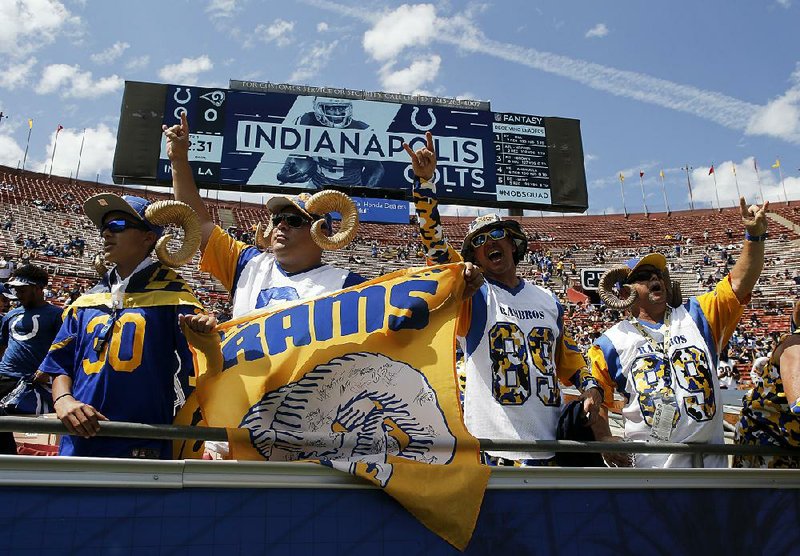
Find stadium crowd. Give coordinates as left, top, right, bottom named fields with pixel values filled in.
left=0, top=151, right=797, bottom=467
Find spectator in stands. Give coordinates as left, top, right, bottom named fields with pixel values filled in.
left=0, top=256, right=14, bottom=283
left=405, top=131, right=602, bottom=466
left=40, top=193, right=210, bottom=458
left=735, top=300, right=800, bottom=468
left=0, top=265, right=63, bottom=454
left=589, top=197, right=769, bottom=468
left=163, top=113, right=365, bottom=318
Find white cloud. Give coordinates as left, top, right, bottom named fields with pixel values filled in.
left=585, top=23, right=608, bottom=39
left=746, top=63, right=800, bottom=143
left=158, top=56, right=214, bottom=85
left=206, top=0, right=238, bottom=19
left=363, top=4, right=436, bottom=62
left=46, top=124, right=117, bottom=180
left=0, top=0, right=81, bottom=58
left=777, top=0, right=791, bottom=7
left=317, top=22, right=329, bottom=32
left=378, top=56, right=442, bottom=93
left=125, top=55, right=150, bottom=71
left=90, top=41, right=130, bottom=65
left=0, top=133, right=26, bottom=168
left=35, top=64, right=123, bottom=98
left=0, top=57, right=38, bottom=89
left=254, top=19, right=295, bottom=47
left=289, top=41, right=339, bottom=83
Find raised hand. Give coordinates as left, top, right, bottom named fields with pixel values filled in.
left=739, top=196, right=769, bottom=236
left=402, top=131, right=436, bottom=181
left=162, top=111, right=190, bottom=162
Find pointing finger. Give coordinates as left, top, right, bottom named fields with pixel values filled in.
left=180, top=111, right=189, bottom=133
left=425, top=131, right=434, bottom=153
left=402, top=142, right=418, bottom=164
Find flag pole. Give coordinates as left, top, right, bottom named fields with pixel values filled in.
left=75, top=128, right=86, bottom=182
left=659, top=170, right=670, bottom=215
left=22, top=120, right=33, bottom=172
left=731, top=163, right=741, bottom=204
left=618, top=173, right=628, bottom=217
left=638, top=171, right=648, bottom=216
left=775, top=158, right=788, bottom=204
left=709, top=165, right=721, bottom=210
left=49, top=125, right=63, bottom=178
left=681, top=165, right=694, bottom=210
left=754, top=158, right=765, bottom=204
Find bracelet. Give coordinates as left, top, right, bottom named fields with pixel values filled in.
left=53, top=392, right=74, bottom=405
left=745, top=231, right=768, bottom=242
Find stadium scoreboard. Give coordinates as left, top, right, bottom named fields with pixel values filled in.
left=113, top=80, right=588, bottom=212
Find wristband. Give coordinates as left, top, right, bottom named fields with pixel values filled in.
left=53, top=392, right=74, bottom=405
left=744, top=231, right=768, bottom=242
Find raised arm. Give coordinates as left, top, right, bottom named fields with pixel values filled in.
left=162, top=112, right=216, bottom=251
left=728, top=197, right=768, bottom=303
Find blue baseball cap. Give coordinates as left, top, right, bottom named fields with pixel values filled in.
left=625, top=253, right=667, bottom=273
left=83, top=193, right=164, bottom=237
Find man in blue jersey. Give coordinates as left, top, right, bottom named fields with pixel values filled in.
left=405, top=132, right=603, bottom=466
left=40, top=193, right=210, bottom=458
left=0, top=265, right=63, bottom=454
left=164, top=113, right=366, bottom=319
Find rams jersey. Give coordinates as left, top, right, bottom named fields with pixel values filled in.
left=0, top=303, right=63, bottom=379
left=200, top=226, right=364, bottom=319
left=589, top=276, right=745, bottom=468
left=734, top=331, right=800, bottom=468
left=413, top=177, right=596, bottom=461
left=40, top=262, right=204, bottom=459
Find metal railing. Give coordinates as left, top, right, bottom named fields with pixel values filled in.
left=2, top=416, right=799, bottom=466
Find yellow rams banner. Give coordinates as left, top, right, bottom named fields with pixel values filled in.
left=184, top=263, right=489, bottom=550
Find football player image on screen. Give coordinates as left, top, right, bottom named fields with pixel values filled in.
left=277, top=97, right=385, bottom=189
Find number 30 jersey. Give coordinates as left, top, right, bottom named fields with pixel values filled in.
left=40, top=262, right=204, bottom=458
left=460, top=278, right=594, bottom=462
left=588, top=276, right=745, bottom=468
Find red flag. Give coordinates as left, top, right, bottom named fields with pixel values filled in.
left=56, top=124, right=64, bottom=133
left=708, top=165, right=714, bottom=175
left=639, top=171, right=644, bottom=178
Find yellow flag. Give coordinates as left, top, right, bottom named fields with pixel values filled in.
left=619, top=172, right=625, bottom=182
left=185, top=264, right=489, bottom=550
left=772, top=158, right=781, bottom=168
left=659, top=170, right=664, bottom=179
left=28, top=119, right=33, bottom=129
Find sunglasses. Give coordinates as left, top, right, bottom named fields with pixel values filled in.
left=470, top=227, right=508, bottom=248
left=271, top=213, right=312, bottom=228
left=627, top=268, right=664, bottom=283
left=101, top=219, right=149, bottom=234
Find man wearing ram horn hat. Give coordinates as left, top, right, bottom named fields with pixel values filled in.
left=588, top=197, right=768, bottom=468
left=163, top=113, right=366, bottom=319
left=40, top=193, right=211, bottom=458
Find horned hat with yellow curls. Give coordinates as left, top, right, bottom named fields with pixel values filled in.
left=254, top=190, right=359, bottom=251
left=84, top=193, right=202, bottom=273
left=598, top=253, right=683, bottom=311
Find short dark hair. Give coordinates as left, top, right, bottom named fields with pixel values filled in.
left=11, top=264, right=48, bottom=287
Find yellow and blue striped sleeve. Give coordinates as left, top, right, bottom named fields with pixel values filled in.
left=199, top=225, right=261, bottom=293
left=588, top=344, right=619, bottom=407
left=691, top=275, right=745, bottom=356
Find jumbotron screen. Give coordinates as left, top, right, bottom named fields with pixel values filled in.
left=113, top=80, right=588, bottom=212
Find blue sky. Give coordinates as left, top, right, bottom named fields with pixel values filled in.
left=0, top=0, right=798, bottom=215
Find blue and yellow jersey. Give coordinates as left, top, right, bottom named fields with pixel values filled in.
left=413, top=177, right=595, bottom=461
left=588, top=276, right=745, bottom=468
left=734, top=331, right=800, bottom=468
left=40, top=262, right=203, bottom=459
left=200, top=225, right=364, bottom=319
